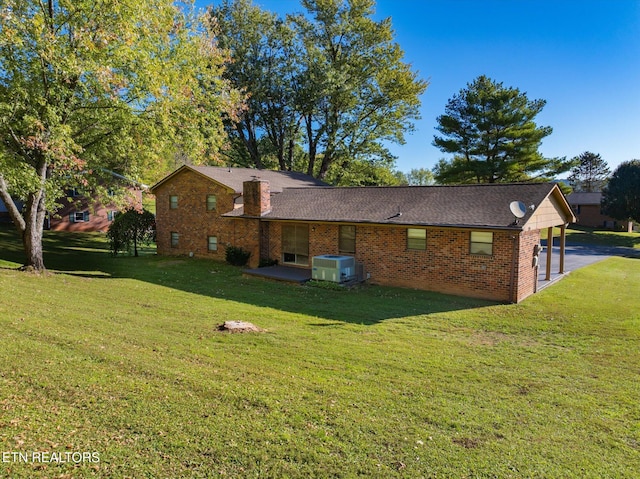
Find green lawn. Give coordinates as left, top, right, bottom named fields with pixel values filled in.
left=0, top=226, right=639, bottom=478
left=559, top=225, right=640, bottom=249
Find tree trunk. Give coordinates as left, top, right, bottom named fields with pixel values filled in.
left=21, top=187, right=48, bottom=271
left=305, top=115, right=316, bottom=177
left=0, top=163, right=48, bottom=272
left=22, top=219, right=46, bottom=271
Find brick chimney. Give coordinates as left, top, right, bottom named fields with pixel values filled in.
left=243, top=179, right=271, bottom=217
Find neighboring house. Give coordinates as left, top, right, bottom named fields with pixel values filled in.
left=567, top=192, right=633, bottom=232
left=1, top=173, right=145, bottom=232
left=152, top=165, right=576, bottom=303
left=47, top=186, right=143, bottom=232
left=0, top=198, right=23, bottom=224
left=48, top=171, right=146, bottom=232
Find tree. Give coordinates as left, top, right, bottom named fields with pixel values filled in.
left=211, top=0, right=299, bottom=170
left=601, top=160, right=640, bottom=223
left=567, top=151, right=610, bottom=192
left=210, top=0, right=427, bottom=182
left=293, top=0, right=427, bottom=180
left=0, top=0, right=241, bottom=271
left=406, top=167, right=434, bottom=186
left=433, top=75, right=571, bottom=184
left=107, top=207, right=156, bottom=257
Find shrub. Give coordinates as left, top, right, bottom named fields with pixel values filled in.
left=225, top=246, right=251, bottom=266
left=107, top=207, right=156, bottom=256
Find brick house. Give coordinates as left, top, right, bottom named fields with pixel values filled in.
left=48, top=186, right=144, bottom=232
left=1, top=173, right=144, bottom=232
left=151, top=165, right=327, bottom=260
left=152, top=165, right=575, bottom=303
left=567, top=191, right=633, bottom=232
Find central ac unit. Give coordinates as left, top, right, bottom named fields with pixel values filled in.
left=312, top=255, right=356, bottom=283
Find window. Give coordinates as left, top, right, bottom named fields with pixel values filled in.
left=407, top=228, right=426, bottom=250
left=207, top=195, right=217, bottom=211
left=169, top=195, right=178, bottom=209
left=171, top=232, right=179, bottom=248
left=282, top=224, right=309, bottom=265
left=470, top=231, right=493, bottom=255
left=107, top=210, right=118, bottom=222
left=339, top=225, right=356, bottom=254
left=208, top=236, right=218, bottom=252
left=70, top=211, right=89, bottom=223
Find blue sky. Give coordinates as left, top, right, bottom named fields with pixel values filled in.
left=194, top=0, right=640, bottom=175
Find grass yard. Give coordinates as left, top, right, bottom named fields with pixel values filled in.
left=0, top=225, right=639, bottom=478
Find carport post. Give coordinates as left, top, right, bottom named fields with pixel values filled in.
left=559, top=224, right=566, bottom=274
left=545, top=227, right=552, bottom=281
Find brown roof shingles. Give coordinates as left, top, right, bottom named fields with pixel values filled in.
left=190, top=166, right=328, bottom=193
left=227, top=182, right=562, bottom=229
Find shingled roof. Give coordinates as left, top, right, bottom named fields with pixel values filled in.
left=150, top=165, right=327, bottom=193
left=226, top=182, right=571, bottom=230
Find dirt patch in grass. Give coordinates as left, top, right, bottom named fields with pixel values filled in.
left=217, top=320, right=265, bottom=333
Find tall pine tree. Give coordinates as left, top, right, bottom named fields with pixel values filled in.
left=433, top=75, right=571, bottom=184
left=567, top=151, right=610, bottom=192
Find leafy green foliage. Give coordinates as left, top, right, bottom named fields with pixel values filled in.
left=406, top=167, right=435, bottom=185
left=225, top=245, right=252, bottom=266
left=106, top=207, right=156, bottom=256
left=0, top=0, right=241, bottom=270
left=567, top=151, right=610, bottom=192
left=601, top=159, right=640, bottom=222
left=211, top=0, right=427, bottom=184
left=433, top=75, right=571, bottom=184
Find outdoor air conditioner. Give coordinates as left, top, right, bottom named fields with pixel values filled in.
left=312, top=255, right=356, bottom=283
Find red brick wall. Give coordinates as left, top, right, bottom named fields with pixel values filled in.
left=574, top=205, right=631, bottom=230
left=263, top=221, right=527, bottom=302
left=49, top=188, right=143, bottom=232
left=154, top=169, right=239, bottom=261
left=514, top=229, right=541, bottom=302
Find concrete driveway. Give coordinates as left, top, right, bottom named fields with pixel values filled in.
left=537, top=242, right=640, bottom=291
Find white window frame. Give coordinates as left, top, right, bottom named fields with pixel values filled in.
left=70, top=211, right=89, bottom=223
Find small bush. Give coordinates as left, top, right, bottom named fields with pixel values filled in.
left=225, top=246, right=251, bottom=266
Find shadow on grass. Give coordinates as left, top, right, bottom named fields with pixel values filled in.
left=0, top=225, right=496, bottom=325
left=564, top=226, right=640, bottom=249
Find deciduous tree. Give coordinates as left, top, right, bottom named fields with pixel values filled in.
left=601, top=160, right=640, bottom=223
left=406, top=167, right=434, bottom=186
left=107, top=207, right=156, bottom=257
left=433, top=75, right=571, bottom=184
left=0, top=0, right=241, bottom=271
left=210, top=0, right=427, bottom=183
left=293, top=0, right=427, bottom=180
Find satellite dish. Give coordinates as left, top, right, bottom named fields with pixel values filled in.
left=510, top=200, right=527, bottom=220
